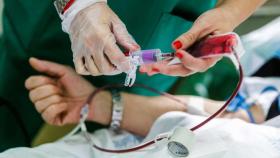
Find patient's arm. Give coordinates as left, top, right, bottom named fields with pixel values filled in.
left=90, top=93, right=264, bottom=137
left=25, top=58, right=264, bottom=137
left=25, top=58, right=187, bottom=136
left=90, top=92, right=187, bottom=136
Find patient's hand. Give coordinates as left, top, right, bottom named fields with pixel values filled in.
left=202, top=99, right=265, bottom=123
left=25, top=58, right=111, bottom=126
left=221, top=104, right=265, bottom=124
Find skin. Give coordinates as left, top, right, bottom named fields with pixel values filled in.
left=202, top=97, right=265, bottom=124
left=141, top=0, right=267, bottom=76
left=25, top=58, right=186, bottom=136
left=25, top=58, right=265, bottom=137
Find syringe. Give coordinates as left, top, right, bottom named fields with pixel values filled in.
left=128, top=49, right=174, bottom=65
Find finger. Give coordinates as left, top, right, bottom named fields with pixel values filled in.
left=85, top=55, right=102, bottom=76
left=91, top=49, right=118, bottom=75
left=172, top=18, right=214, bottom=50
left=34, top=95, right=63, bottom=113
left=29, top=57, right=71, bottom=77
left=73, top=56, right=91, bottom=75
left=104, top=35, right=131, bottom=73
left=112, top=19, right=140, bottom=52
left=103, top=53, right=122, bottom=75
left=140, top=60, right=170, bottom=75
left=25, top=76, right=56, bottom=90
left=139, top=65, right=150, bottom=74
left=41, top=103, right=68, bottom=126
left=29, top=84, right=62, bottom=103
left=153, top=64, right=193, bottom=77
left=146, top=65, right=159, bottom=76
left=175, top=50, right=220, bottom=72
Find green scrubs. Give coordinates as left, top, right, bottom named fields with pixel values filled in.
left=0, top=0, right=216, bottom=151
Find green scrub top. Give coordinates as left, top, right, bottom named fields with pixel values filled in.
left=0, top=0, right=217, bottom=151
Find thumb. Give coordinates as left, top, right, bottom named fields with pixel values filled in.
left=172, top=18, right=214, bottom=50
left=29, top=57, right=68, bottom=77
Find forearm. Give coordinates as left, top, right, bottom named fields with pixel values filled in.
left=218, top=0, right=267, bottom=27
left=89, top=91, right=186, bottom=136
left=121, top=93, right=186, bottom=136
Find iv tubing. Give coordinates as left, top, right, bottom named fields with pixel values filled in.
left=83, top=54, right=244, bottom=153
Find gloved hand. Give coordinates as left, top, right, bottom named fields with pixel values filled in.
left=69, top=2, right=140, bottom=76
left=25, top=58, right=112, bottom=126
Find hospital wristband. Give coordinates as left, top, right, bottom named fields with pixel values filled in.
left=54, top=0, right=76, bottom=15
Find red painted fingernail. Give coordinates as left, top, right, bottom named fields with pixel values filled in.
left=124, top=51, right=130, bottom=56
left=152, top=68, right=160, bottom=72
left=173, top=41, right=183, bottom=49
left=176, top=52, right=184, bottom=59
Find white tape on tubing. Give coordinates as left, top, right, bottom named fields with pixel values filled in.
left=168, top=127, right=196, bottom=157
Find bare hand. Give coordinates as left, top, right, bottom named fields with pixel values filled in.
left=140, top=7, right=235, bottom=76
left=25, top=58, right=111, bottom=126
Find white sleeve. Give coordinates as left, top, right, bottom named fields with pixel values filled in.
left=56, top=0, right=107, bottom=33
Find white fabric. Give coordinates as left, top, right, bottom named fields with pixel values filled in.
left=59, top=0, right=107, bottom=33
left=241, top=77, right=280, bottom=117
left=241, top=17, right=280, bottom=75
left=186, top=96, right=209, bottom=116
left=255, top=90, right=279, bottom=117
left=263, top=116, right=280, bottom=128
left=1, top=112, right=280, bottom=158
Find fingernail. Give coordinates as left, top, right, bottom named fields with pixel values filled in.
left=124, top=51, right=130, bottom=56
left=173, top=41, right=183, bottom=49
left=176, top=52, right=184, bottom=59
left=133, top=44, right=140, bottom=49
left=152, top=68, right=160, bottom=72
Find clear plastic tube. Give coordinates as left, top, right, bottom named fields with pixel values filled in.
left=130, top=49, right=174, bottom=65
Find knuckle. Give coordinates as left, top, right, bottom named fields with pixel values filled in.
left=53, top=95, right=62, bottom=103
left=40, top=76, right=49, bottom=84
left=48, top=85, right=59, bottom=93
left=111, top=54, right=123, bottom=63
left=195, top=17, right=211, bottom=29
left=44, top=107, right=56, bottom=120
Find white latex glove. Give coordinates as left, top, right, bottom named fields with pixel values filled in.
left=68, top=2, right=140, bottom=76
